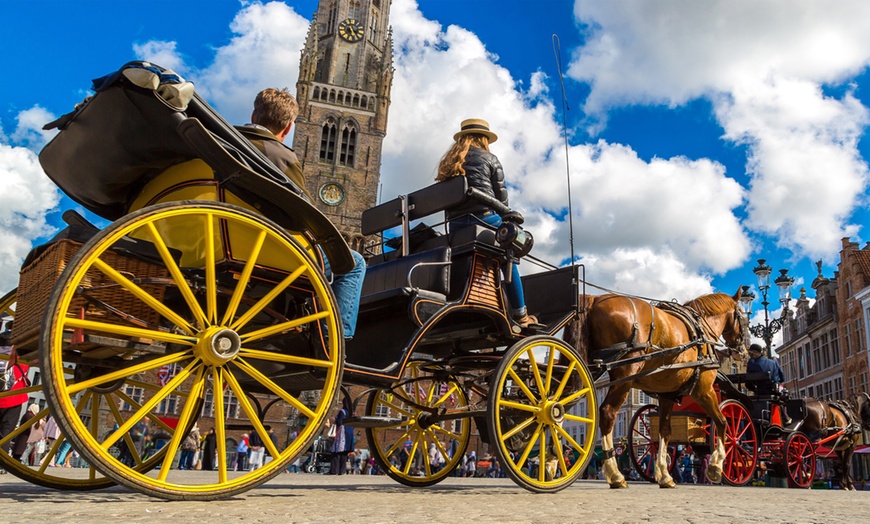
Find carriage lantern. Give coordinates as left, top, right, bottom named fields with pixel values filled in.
left=738, top=259, right=795, bottom=358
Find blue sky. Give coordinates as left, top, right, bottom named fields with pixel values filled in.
left=2, top=0, right=869, bottom=351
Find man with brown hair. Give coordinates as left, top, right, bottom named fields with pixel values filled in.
left=237, top=88, right=366, bottom=339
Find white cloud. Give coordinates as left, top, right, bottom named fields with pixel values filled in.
left=134, top=41, right=188, bottom=75
left=0, top=142, right=61, bottom=291
left=11, top=106, right=57, bottom=151
left=569, top=0, right=870, bottom=261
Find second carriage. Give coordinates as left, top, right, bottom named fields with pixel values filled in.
left=0, top=62, right=598, bottom=499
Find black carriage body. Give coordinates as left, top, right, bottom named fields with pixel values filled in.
left=342, top=176, right=581, bottom=387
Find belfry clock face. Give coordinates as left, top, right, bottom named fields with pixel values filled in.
left=319, top=183, right=346, bottom=206
left=338, top=18, right=364, bottom=42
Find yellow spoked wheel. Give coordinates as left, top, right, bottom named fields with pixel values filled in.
left=366, top=361, right=471, bottom=487
left=39, top=201, right=343, bottom=500
left=1, top=288, right=120, bottom=490
left=488, top=335, right=596, bottom=493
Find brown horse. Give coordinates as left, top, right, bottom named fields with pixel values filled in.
left=801, top=393, right=870, bottom=490
left=564, top=290, right=747, bottom=488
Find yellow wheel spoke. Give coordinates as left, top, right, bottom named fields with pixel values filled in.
left=544, top=345, right=556, bottom=400
left=157, top=366, right=206, bottom=483
left=237, top=346, right=335, bottom=369
left=63, top=316, right=197, bottom=347
left=500, top=414, right=537, bottom=442
left=551, top=360, right=577, bottom=400
left=204, top=212, right=218, bottom=325
left=564, top=413, right=594, bottom=424
left=232, top=359, right=316, bottom=419
left=239, top=310, right=331, bottom=344
left=515, top=423, right=543, bottom=470
left=124, top=378, right=190, bottom=398
left=553, top=424, right=586, bottom=458
left=507, top=367, right=539, bottom=404
left=67, top=352, right=192, bottom=395
left=91, top=257, right=195, bottom=335
left=432, top=382, right=460, bottom=408
left=497, top=399, right=540, bottom=413
left=101, top=359, right=200, bottom=449
left=403, top=433, right=422, bottom=475
left=374, top=398, right=414, bottom=419
left=213, top=367, right=228, bottom=484
left=230, top=265, right=307, bottom=332
left=383, top=427, right=415, bottom=458
left=113, top=390, right=176, bottom=434
left=144, top=222, right=207, bottom=330
left=221, top=229, right=267, bottom=326
left=431, top=425, right=463, bottom=441
left=560, top=386, right=592, bottom=406
left=538, top=430, right=547, bottom=483
left=106, top=396, right=143, bottom=467
left=223, top=371, right=280, bottom=458
left=551, top=427, right=569, bottom=478
left=526, top=347, right=547, bottom=399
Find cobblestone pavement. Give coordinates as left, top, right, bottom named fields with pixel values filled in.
left=1, top=473, right=868, bottom=524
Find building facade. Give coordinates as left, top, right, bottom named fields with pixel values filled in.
left=292, top=0, right=394, bottom=252
left=835, top=238, right=870, bottom=397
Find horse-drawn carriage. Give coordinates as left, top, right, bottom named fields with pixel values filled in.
left=0, top=61, right=598, bottom=499
left=628, top=370, right=869, bottom=489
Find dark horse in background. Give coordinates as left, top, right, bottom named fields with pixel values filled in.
left=564, top=290, right=747, bottom=488
left=802, top=393, right=870, bottom=490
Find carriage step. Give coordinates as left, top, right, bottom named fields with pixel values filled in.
left=343, top=416, right=402, bottom=428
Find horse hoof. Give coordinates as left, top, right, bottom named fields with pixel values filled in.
left=706, top=466, right=722, bottom=484
left=659, top=480, right=677, bottom=489
left=609, top=480, right=628, bottom=489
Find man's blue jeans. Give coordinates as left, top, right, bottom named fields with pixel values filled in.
left=322, top=249, right=366, bottom=338
left=448, top=212, right=526, bottom=316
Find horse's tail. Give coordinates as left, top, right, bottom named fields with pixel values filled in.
left=564, top=295, right=595, bottom=364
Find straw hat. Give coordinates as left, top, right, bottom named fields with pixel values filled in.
left=453, top=118, right=498, bottom=143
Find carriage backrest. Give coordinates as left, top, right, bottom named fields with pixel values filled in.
left=361, top=176, right=468, bottom=236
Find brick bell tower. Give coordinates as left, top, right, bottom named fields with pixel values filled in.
left=293, top=0, right=394, bottom=252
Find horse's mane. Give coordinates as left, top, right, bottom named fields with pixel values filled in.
left=683, top=292, right=734, bottom=316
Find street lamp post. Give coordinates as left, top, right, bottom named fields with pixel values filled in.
left=738, top=258, right=796, bottom=359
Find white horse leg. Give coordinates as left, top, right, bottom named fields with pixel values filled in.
left=706, top=435, right=725, bottom=483
left=653, top=435, right=675, bottom=487
left=601, top=432, right=627, bottom=488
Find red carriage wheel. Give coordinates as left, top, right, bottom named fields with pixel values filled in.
left=784, top=432, right=815, bottom=489
left=628, top=404, right=675, bottom=483
left=718, top=400, right=758, bottom=486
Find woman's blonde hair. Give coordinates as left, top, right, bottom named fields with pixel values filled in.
left=436, top=134, right=490, bottom=182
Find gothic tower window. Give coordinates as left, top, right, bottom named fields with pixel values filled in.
left=327, top=1, right=337, bottom=34
left=339, top=121, right=357, bottom=166
left=352, top=94, right=360, bottom=107
left=313, top=86, right=321, bottom=100
left=320, top=118, right=337, bottom=162
left=348, top=1, right=360, bottom=19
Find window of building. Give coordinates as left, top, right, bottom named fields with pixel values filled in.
left=339, top=122, right=357, bottom=166
left=831, top=329, right=840, bottom=365
left=812, top=338, right=821, bottom=372
left=327, top=1, right=337, bottom=34
left=157, top=395, right=179, bottom=415
left=121, top=385, right=145, bottom=411
left=348, top=0, right=360, bottom=19
left=319, top=118, right=337, bottom=162
left=821, top=333, right=830, bottom=370
left=845, top=325, right=853, bottom=356
left=857, top=319, right=865, bottom=352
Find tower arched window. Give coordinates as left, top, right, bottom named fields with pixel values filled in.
left=353, top=94, right=360, bottom=107
left=320, top=118, right=337, bottom=163
left=313, top=86, right=320, bottom=100
left=339, top=121, right=357, bottom=167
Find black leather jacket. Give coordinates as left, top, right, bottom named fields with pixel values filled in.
left=445, top=147, right=509, bottom=221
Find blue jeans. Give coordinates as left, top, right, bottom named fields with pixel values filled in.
left=322, top=249, right=366, bottom=338
left=448, top=211, right=526, bottom=316
left=55, top=441, right=72, bottom=465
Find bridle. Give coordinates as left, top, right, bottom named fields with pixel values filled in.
left=719, top=306, right=748, bottom=359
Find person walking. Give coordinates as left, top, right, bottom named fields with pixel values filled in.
left=201, top=428, right=216, bottom=471
left=436, top=118, right=536, bottom=327
left=179, top=424, right=200, bottom=470
left=0, top=343, right=29, bottom=472
left=20, top=404, right=44, bottom=466
left=234, top=433, right=249, bottom=471
left=329, top=398, right=354, bottom=475
left=248, top=430, right=264, bottom=471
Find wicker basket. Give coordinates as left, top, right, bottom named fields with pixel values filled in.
left=649, top=415, right=708, bottom=444
left=13, top=239, right=169, bottom=350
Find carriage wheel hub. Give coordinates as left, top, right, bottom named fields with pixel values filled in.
left=539, top=400, right=565, bottom=425
left=197, top=327, right=242, bottom=365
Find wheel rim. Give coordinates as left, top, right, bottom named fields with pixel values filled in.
left=628, top=404, right=674, bottom=483
left=0, top=289, right=122, bottom=489
left=785, top=432, right=815, bottom=488
left=489, top=336, right=596, bottom=492
left=719, top=400, right=757, bottom=486
left=366, top=361, right=470, bottom=486
left=40, top=202, right=342, bottom=499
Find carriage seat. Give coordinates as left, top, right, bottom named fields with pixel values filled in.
left=359, top=246, right=452, bottom=308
